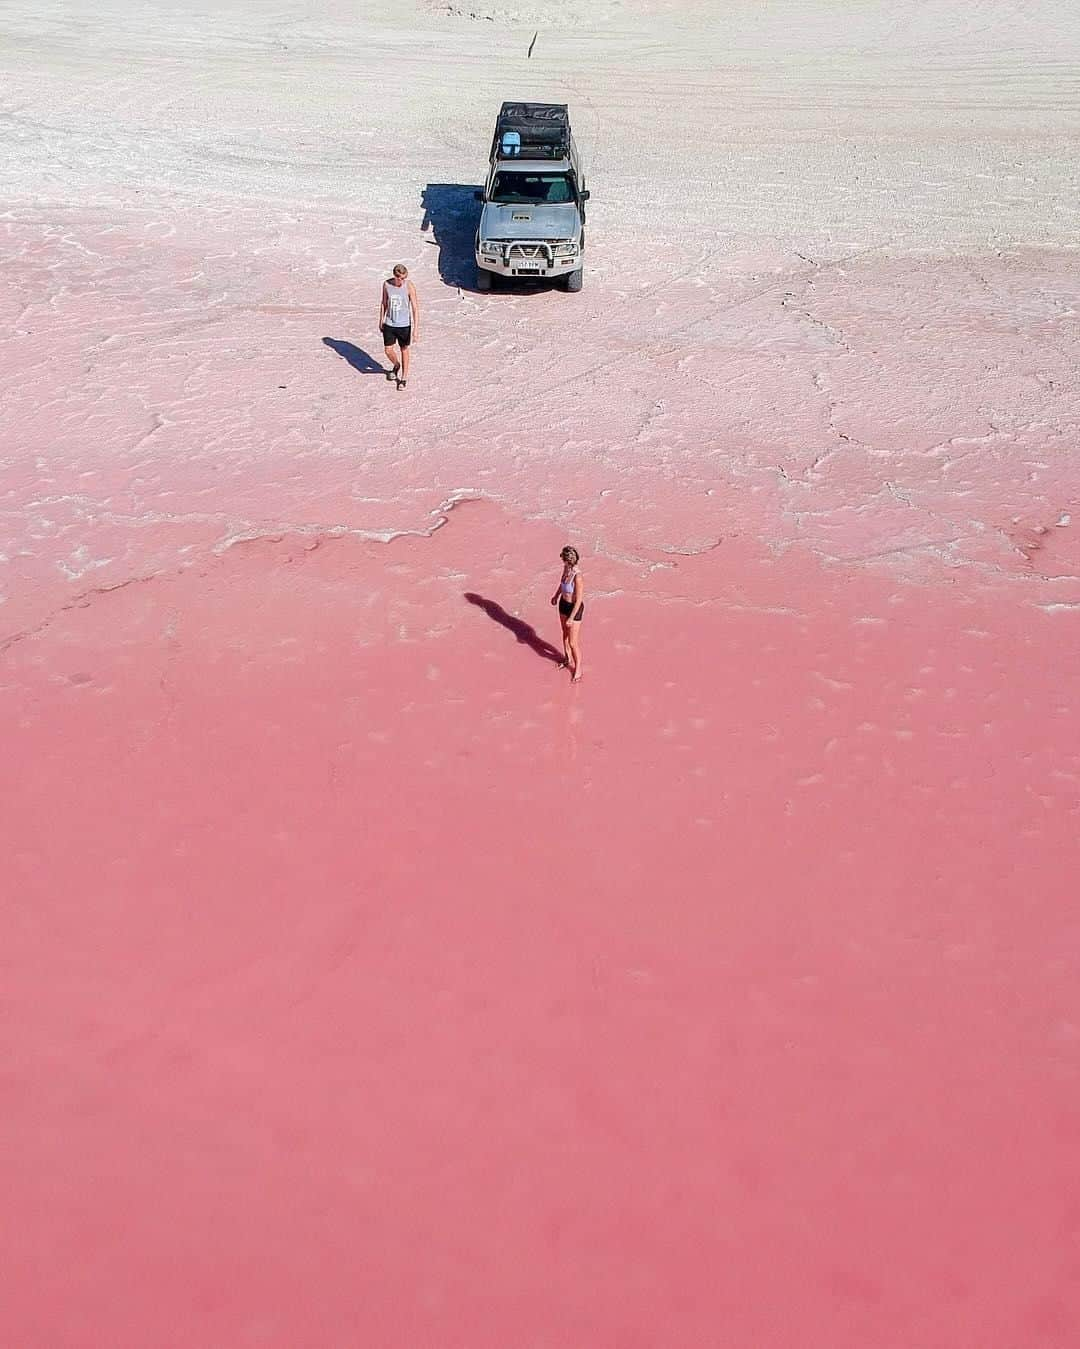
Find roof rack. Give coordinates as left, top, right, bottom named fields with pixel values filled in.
left=491, top=101, right=570, bottom=162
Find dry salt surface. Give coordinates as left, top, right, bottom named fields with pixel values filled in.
left=3, top=1, right=1080, bottom=1344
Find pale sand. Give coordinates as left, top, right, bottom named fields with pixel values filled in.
left=2, top=2, right=1080, bottom=1345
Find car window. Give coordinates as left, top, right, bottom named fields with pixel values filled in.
left=490, top=173, right=573, bottom=205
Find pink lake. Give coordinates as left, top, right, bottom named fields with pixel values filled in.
left=4, top=4, right=1080, bottom=1340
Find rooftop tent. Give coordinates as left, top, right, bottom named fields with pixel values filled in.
left=491, top=102, right=570, bottom=161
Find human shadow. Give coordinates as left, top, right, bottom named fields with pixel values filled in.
left=421, top=183, right=484, bottom=289
left=465, top=593, right=563, bottom=663
left=322, top=337, right=386, bottom=374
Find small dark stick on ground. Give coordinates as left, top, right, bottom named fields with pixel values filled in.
left=527, top=30, right=538, bottom=58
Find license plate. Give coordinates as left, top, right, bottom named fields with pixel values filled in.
left=516, top=262, right=541, bottom=272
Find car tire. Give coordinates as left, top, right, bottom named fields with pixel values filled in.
left=476, top=266, right=492, bottom=292
left=564, top=268, right=583, bottom=293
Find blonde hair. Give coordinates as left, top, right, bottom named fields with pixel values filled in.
left=392, top=263, right=408, bottom=277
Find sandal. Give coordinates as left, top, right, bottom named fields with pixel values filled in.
left=386, top=364, right=400, bottom=382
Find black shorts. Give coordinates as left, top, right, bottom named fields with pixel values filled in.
left=559, top=599, right=584, bottom=621
left=382, top=323, right=411, bottom=348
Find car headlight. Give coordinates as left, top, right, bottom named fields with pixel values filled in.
left=480, top=241, right=501, bottom=257
left=553, top=241, right=579, bottom=256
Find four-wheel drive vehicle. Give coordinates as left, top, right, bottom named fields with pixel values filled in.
left=474, top=102, right=589, bottom=292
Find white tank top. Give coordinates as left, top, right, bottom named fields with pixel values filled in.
left=384, top=280, right=410, bottom=327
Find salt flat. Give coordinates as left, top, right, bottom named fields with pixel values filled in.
left=2, top=3, right=1079, bottom=1346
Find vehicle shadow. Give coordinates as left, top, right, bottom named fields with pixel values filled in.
left=421, top=183, right=483, bottom=290
left=322, top=337, right=386, bottom=374
left=464, top=592, right=563, bottom=664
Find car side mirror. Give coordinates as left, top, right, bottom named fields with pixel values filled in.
left=474, top=190, right=483, bottom=201
left=580, top=190, right=590, bottom=201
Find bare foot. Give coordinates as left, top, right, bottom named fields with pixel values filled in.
left=571, top=670, right=582, bottom=682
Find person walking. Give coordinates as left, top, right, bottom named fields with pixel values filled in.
left=550, top=545, right=585, bottom=681
left=379, top=264, right=420, bottom=390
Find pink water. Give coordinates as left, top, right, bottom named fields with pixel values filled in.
left=3, top=207, right=1080, bottom=1346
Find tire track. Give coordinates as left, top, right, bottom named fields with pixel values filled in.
left=414, top=242, right=890, bottom=452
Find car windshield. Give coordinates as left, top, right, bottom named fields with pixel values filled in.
left=490, top=172, right=574, bottom=205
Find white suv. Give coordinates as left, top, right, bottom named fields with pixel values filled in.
left=474, top=102, right=589, bottom=293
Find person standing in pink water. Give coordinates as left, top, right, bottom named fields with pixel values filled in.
left=378, top=263, right=419, bottom=390
left=551, top=545, right=585, bottom=681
